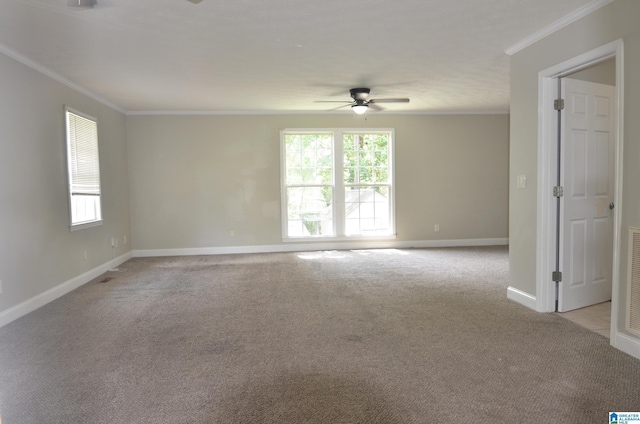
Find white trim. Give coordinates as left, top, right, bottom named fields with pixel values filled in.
left=132, top=238, right=508, bottom=258
left=0, top=43, right=126, bottom=114
left=611, top=43, right=628, bottom=359
left=69, top=220, right=103, bottom=231
left=535, top=67, right=558, bottom=313
left=610, top=39, right=628, bottom=359
left=614, top=332, right=640, bottom=360
left=505, top=0, right=615, bottom=56
left=126, top=110, right=510, bottom=116
left=507, top=286, right=538, bottom=310
left=0, top=251, right=132, bottom=329
left=282, top=235, right=397, bottom=243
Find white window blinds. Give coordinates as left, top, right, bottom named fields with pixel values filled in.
left=65, top=107, right=102, bottom=228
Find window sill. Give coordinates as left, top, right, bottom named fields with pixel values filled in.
left=70, top=220, right=103, bottom=232
left=282, top=234, right=397, bottom=243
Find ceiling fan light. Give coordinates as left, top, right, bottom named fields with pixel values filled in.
left=352, top=104, right=368, bottom=114
left=67, top=0, right=96, bottom=8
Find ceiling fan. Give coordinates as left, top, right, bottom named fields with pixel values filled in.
left=316, top=88, right=410, bottom=114
left=186, top=0, right=204, bottom=3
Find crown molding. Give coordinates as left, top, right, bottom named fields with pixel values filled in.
left=126, top=109, right=509, bottom=116
left=505, top=0, right=615, bottom=56
left=0, top=43, right=126, bottom=114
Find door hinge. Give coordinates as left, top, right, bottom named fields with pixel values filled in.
left=553, top=186, right=564, bottom=198
left=552, top=271, right=563, bottom=282
left=554, top=99, right=565, bottom=111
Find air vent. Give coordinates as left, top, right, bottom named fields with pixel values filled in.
left=627, top=228, right=640, bottom=337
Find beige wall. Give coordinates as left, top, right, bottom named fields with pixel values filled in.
left=0, top=52, right=131, bottom=316
left=509, top=0, right=640, bottom=331
left=126, top=113, right=509, bottom=250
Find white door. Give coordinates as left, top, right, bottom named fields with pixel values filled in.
left=559, top=78, right=616, bottom=312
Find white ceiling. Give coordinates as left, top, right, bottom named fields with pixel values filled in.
left=0, top=0, right=600, bottom=113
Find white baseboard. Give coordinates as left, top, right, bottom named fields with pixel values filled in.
left=507, top=286, right=537, bottom=310
left=132, top=237, right=508, bottom=258
left=613, top=331, right=640, bottom=361
left=0, top=251, right=132, bottom=329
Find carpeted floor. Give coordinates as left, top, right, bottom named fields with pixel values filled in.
left=0, top=246, right=638, bottom=423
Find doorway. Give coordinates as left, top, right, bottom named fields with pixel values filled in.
left=535, top=40, right=624, bottom=342
left=557, top=75, right=616, bottom=312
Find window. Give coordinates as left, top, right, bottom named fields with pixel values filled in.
left=281, top=129, right=395, bottom=240
left=65, top=107, right=102, bottom=230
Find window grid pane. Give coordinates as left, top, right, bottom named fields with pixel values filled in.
left=286, top=186, right=333, bottom=237
left=343, top=133, right=389, bottom=185
left=344, top=185, right=391, bottom=235
left=285, top=134, right=333, bottom=185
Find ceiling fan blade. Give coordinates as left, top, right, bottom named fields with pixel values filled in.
left=368, top=103, right=384, bottom=112
left=328, top=104, right=352, bottom=111
left=369, top=98, right=410, bottom=104
left=314, top=100, right=353, bottom=103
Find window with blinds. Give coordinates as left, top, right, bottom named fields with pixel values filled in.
left=65, top=107, right=102, bottom=229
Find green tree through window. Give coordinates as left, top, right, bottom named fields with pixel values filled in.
left=282, top=129, right=394, bottom=239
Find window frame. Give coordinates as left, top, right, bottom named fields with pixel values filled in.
left=64, top=106, right=103, bottom=231
left=280, top=128, right=396, bottom=241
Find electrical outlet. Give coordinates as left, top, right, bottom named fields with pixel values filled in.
left=229, top=230, right=235, bottom=238
left=434, top=224, right=440, bottom=232
left=111, top=237, right=115, bottom=247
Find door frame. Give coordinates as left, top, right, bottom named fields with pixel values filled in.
left=535, top=40, right=624, bottom=331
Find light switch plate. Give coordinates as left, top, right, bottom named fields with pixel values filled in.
left=517, top=175, right=527, bottom=189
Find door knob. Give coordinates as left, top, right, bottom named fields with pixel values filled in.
left=609, top=202, right=615, bottom=210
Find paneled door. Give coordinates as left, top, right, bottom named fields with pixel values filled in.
left=559, top=78, right=616, bottom=312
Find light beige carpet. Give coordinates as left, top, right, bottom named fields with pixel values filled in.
left=0, top=246, right=638, bottom=423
